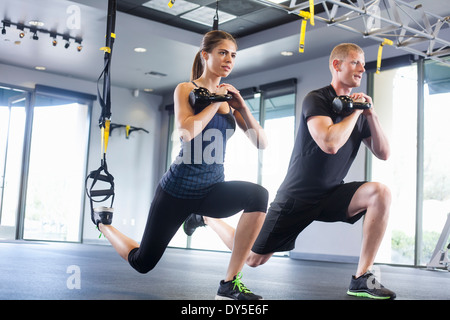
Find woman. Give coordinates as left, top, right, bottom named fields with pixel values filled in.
left=93, top=30, right=269, bottom=300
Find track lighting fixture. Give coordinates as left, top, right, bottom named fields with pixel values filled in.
left=75, top=38, right=82, bottom=52
left=2, top=21, right=10, bottom=35
left=62, top=34, right=70, bottom=49
left=50, top=32, right=57, bottom=46
left=1, top=19, right=83, bottom=51
left=17, top=24, right=25, bottom=38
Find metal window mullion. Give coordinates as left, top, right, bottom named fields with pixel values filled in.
left=257, top=92, right=266, bottom=186
left=15, top=92, right=34, bottom=240
left=415, top=57, right=425, bottom=266
left=79, top=100, right=94, bottom=243
left=365, top=72, right=374, bottom=183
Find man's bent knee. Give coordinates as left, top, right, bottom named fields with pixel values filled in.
left=246, top=251, right=273, bottom=268
left=369, top=182, right=392, bottom=207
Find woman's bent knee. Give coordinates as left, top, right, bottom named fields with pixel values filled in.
left=128, top=248, right=157, bottom=274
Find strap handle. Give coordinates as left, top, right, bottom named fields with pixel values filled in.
left=85, top=159, right=115, bottom=208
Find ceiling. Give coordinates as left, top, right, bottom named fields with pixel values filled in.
left=0, top=0, right=449, bottom=97
left=117, top=0, right=300, bottom=38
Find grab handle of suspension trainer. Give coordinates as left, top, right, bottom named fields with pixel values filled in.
left=89, top=189, right=115, bottom=198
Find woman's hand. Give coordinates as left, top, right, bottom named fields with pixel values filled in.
left=217, top=83, right=246, bottom=111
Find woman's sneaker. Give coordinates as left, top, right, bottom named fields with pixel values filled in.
left=91, top=206, right=113, bottom=227
left=215, top=272, right=263, bottom=300
left=347, top=271, right=396, bottom=300
left=183, top=214, right=206, bottom=236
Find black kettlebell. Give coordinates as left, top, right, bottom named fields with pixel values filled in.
left=189, top=87, right=232, bottom=113
left=332, top=96, right=371, bottom=116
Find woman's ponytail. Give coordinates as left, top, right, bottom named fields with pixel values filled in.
left=190, top=51, right=203, bottom=81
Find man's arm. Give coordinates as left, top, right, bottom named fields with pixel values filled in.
left=354, top=93, right=390, bottom=161
left=307, top=110, right=363, bottom=154
left=362, top=110, right=390, bottom=160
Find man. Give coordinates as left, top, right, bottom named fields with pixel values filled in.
left=184, top=43, right=395, bottom=299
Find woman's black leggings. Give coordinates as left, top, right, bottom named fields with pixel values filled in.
left=127, top=181, right=268, bottom=274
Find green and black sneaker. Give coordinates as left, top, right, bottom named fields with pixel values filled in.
left=347, top=271, right=396, bottom=300
left=215, top=272, right=263, bottom=300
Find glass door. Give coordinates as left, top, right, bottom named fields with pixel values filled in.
left=421, top=58, right=450, bottom=265
left=0, top=91, right=28, bottom=240
left=371, top=56, right=450, bottom=266
left=260, top=92, right=296, bottom=204
left=371, top=64, right=418, bottom=265
left=22, top=94, right=90, bottom=242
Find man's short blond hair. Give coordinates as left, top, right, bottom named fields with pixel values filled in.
left=329, top=43, right=364, bottom=73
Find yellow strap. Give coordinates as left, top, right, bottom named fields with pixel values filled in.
left=168, top=0, right=175, bottom=8
left=100, top=34, right=116, bottom=53
left=298, top=11, right=311, bottom=20
left=103, top=120, right=111, bottom=154
left=376, top=38, right=393, bottom=74
left=299, top=18, right=307, bottom=53
left=309, top=0, right=315, bottom=26
left=100, top=46, right=111, bottom=53
left=126, top=125, right=130, bottom=138
left=298, top=1, right=314, bottom=53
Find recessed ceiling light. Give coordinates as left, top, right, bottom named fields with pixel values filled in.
left=143, top=88, right=154, bottom=92
left=134, top=47, right=147, bottom=53
left=35, top=66, right=46, bottom=71
left=29, top=20, right=44, bottom=27
left=281, top=51, right=294, bottom=56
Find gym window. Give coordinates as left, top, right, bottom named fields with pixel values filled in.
left=0, top=84, right=95, bottom=242
left=369, top=55, right=450, bottom=267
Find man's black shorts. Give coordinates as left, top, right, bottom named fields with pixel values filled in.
left=251, top=181, right=367, bottom=255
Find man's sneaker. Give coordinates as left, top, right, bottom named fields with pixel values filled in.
left=347, top=271, right=396, bottom=300
left=92, top=206, right=113, bottom=227
left=215, top=272, right=263, bottom=300
left=183, top=214, right=206, bottom=236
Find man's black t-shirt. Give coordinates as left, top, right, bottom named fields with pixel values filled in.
left=276, top=85, right=371, bottom=203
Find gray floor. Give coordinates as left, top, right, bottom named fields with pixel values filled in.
left=0, top=240, right=449, bottom=300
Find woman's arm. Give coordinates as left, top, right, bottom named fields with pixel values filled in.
left=174, top=82, right=222, bottom=142
left=220, top=83, right=268, bottom=149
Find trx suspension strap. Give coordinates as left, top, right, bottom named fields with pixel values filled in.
left=85, top=0, right=117, bottom=220
left=298, top=0, right=315, bottom=53
left=376, top=38, right=393, bottom=74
